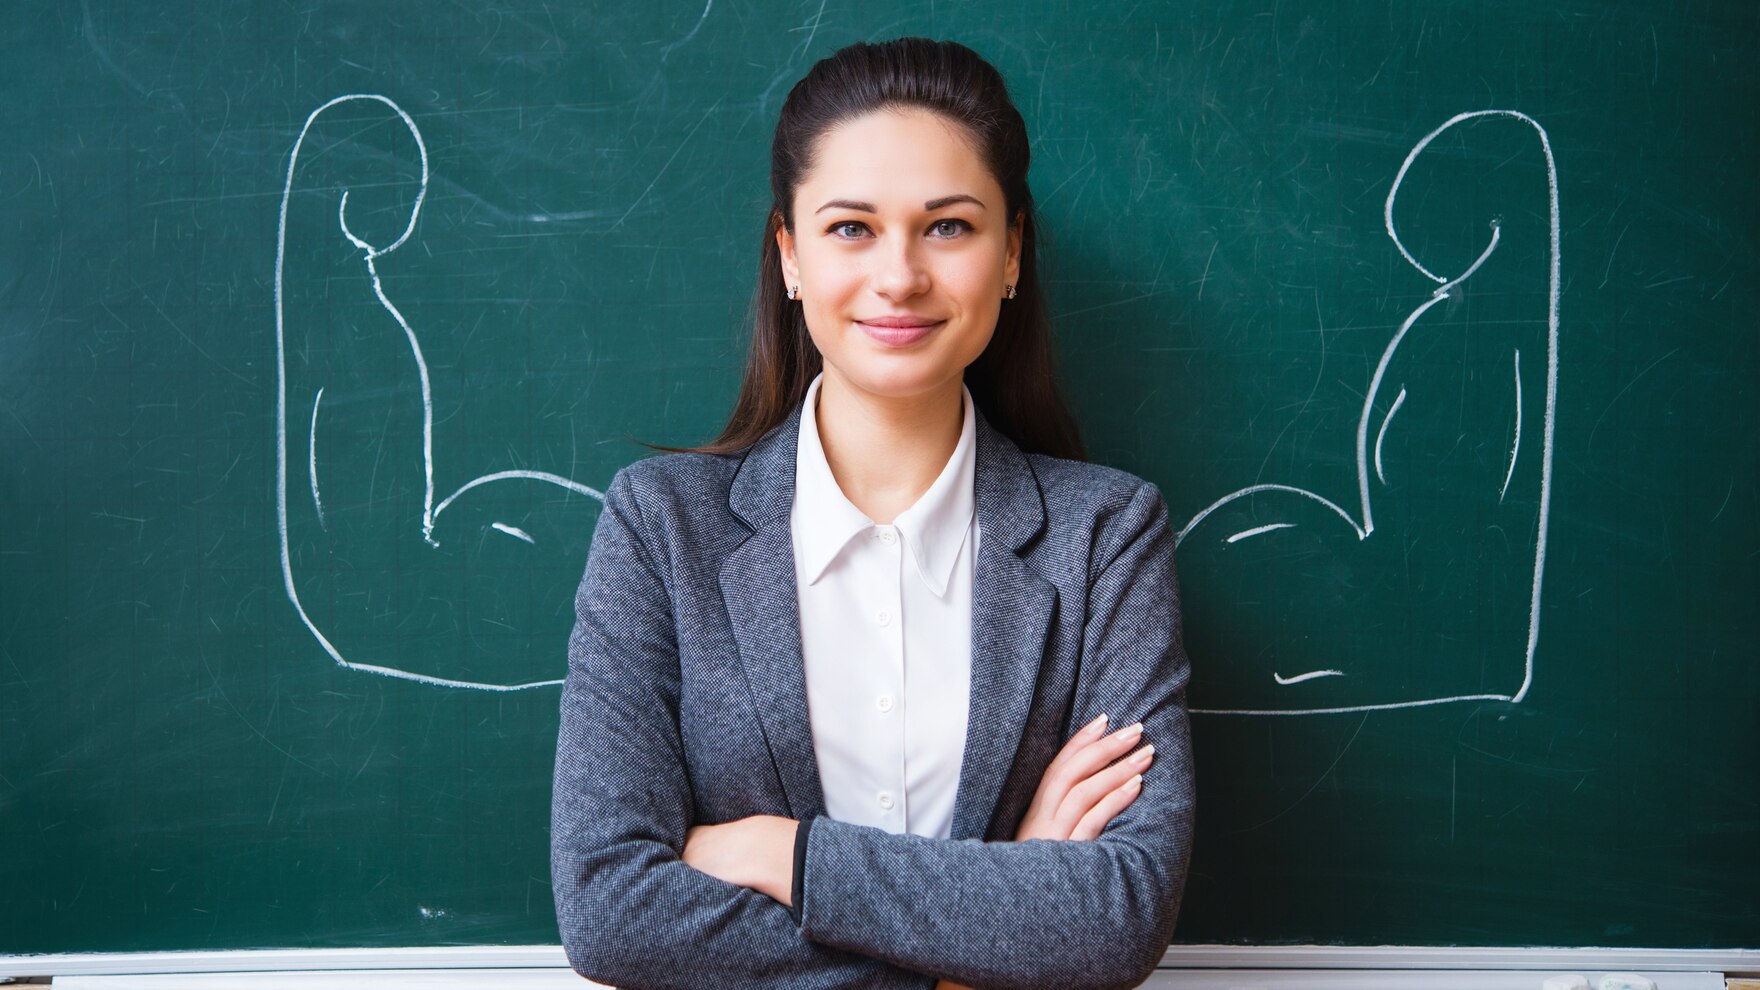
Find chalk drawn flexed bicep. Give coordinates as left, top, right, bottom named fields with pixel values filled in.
left=1176, top=110, right=1561, bottom=716
left=275, top=95, right=604, bottom=691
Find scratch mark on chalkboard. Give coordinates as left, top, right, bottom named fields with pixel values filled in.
left=1449, top=755, right=1456, bottom=842
left=1500, top=351, right=1521, bottom=502
left=200, top=654, right=327, bottom=774
left=1711, top=477, right=1734, bottom=524
left=276, top=95, right=604, bottom=692
left=133, top=289, right=258, bottom=389
left=1587, top=346, right=1679, bottom=457
left=1195, top=241, right=1219, bottom=301
left=1227, top=522, right=1296, bottom=543
left=1600, top=223, right=1628, bottom=289
left=6, top=405, right=39, bottom=449
left=79, top=0, right=185, bottom=116
left=1373, top=387, right=1407, bottom=486
left=659, top=0, right=714, bottom=61
left=1234, top=712, right=1368, bottom=833
left=1187, top=110, right=1562, bottom=717
left=791, top=0, right=830, bottom=58
left=267, top=762, right=287, bottom=825
left=610, top=96, right=723, bottom=232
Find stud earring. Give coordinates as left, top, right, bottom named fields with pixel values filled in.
left=1004, top=283, right=1016, bottom=300
left=787, top=285, right=800, bottom=300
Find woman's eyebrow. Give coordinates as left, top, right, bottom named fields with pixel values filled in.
left=815, top=194, right=986, bottom=214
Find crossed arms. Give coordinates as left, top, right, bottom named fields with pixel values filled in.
left=551, top=469, right=1194, bottom=989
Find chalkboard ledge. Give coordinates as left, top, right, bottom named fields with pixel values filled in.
left=2, top=945, right=1754, bottom=987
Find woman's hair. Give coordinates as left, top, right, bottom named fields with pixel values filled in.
left=659, top=36, right=1085, bottom=461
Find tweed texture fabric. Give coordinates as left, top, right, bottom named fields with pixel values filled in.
left=551, top=397, right=1195, bottom=990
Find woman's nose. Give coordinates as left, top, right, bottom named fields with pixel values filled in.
left=872, top=237, right=931, bottom=299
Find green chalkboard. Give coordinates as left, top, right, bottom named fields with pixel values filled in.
left=2, top=0, right=1755, bottom=958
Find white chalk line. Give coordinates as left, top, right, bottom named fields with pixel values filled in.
left=1226, top=522, right=1297, bottom=544
left=1184, top=109, right=1560, bottom=716
left=339, top=189, right=439, bottom=545
left=275, top=94, right=606, bottom=692
left=434, top=470, right=603, bottom=519
left=1500, top=348, right=1522, bottom=502
left=309, top=387, right=326, bottom=529
left=1273, top=669, right=1344, bottom=685
left=1179, top=484, right=1364, bottom=546
left=1192, top=691, right=1517, bottom=717
left=491, top=522, right=536, bottom=544
left=1373, top=387, right=1407, bottom=486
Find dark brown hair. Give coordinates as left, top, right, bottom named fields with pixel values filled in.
left=657, top=37, right=1085, bottom=461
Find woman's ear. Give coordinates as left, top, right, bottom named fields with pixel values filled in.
left=1004, top=210, right=1025, bottom=288
left=774, top=215, right=799, bottom=288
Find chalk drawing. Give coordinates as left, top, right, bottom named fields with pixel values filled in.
left=1273, top=669, right=1345, bottom=686
left=308, top=387, right=326, bottom=529
left=491, top=522, right=537, bottom=544
left=1226, top=522, right=1297, bottom=544
left=1373, top=387, right=1407, bottom=487
left=1501, top=349, right=1523, bottom=502
left=275, top=94, right=603, bottom=692
left=1180, top=110, right=1561, bottom=716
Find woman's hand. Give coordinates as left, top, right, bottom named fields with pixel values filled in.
left=1013, top=713, right=1153, bottom=842
left=929, top=717, right=1151, bottom=989
left=681, top=814, right=798, bottom=906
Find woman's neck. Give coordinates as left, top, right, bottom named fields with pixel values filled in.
left=814, top=371, right=964, bottom=525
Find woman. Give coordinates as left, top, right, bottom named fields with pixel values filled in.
left=552, top=37, right=1194, bottom=990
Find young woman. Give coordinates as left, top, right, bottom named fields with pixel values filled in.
left=552, top=38, right=1194, bottom=990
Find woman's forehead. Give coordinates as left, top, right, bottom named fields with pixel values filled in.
left=798, top=108, right=998, bottom=209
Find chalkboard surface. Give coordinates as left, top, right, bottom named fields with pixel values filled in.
left=2, top=0, right=1755, bottom=957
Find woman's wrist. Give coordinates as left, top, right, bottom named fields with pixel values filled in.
left=751, top=814, right=798, bottom=905
left=679, top=814, right=800, bottom=906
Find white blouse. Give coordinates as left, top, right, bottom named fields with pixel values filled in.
left=790, top=372, right=978, bottom=839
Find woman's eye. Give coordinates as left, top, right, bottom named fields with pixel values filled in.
left=931, top=219, right=972, bottom=238
left=828, top=221, right=868, bottom=239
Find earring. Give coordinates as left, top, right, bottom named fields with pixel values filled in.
left=787, top=285, right=800, bottom=300
left=1004, top=283, right=1016, bottom=300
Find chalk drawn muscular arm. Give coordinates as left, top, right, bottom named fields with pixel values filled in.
left=1174, top=110, right=1561, bottom=716
left=275, top=95, right=603, bottom=691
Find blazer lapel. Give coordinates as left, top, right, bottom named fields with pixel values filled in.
left=718, top=397, right=1056, bottom=839
left=950, top=410, right=1056, bottom=841
left=719, top=410, right=828, bottom=823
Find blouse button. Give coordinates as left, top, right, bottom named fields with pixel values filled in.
left=877, top=791, right=895, bottom=810
left=878, top=529, right=897, bottom=546
left=876, top=694, right=894, bottom=713
left=875, top=609, right=891, bottom=627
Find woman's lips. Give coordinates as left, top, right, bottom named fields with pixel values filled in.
left=857, top=320, right=944, bottom=347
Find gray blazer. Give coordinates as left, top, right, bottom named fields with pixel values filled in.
left=551, top=398, right=1195, bottom=990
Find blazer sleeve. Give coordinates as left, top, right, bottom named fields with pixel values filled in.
left=794, top=480, right=1196, bottom=990
left=551, top=467, right=935, bottom=990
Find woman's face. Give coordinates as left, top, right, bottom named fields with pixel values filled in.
left=777, top=107, right=1022, bottom=406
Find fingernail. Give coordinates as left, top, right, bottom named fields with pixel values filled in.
left=1132, top=744, right=1155, bottom=764
left=1117, top=721, right=1144, bottom=741
left=1084, top=713, right=1109, bottom=735
left=1124, top=774, right=1143, bottom=792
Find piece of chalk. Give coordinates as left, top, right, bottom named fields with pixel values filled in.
left=1598, top=975, right=1656, bottom=990
left=1542, top=976, right=1589, bottom=990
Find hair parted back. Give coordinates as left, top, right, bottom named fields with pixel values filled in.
left=660, top=36, right=1086, bottom=461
